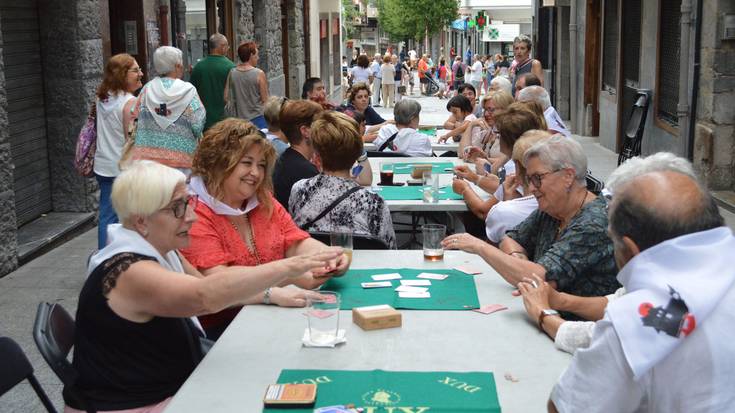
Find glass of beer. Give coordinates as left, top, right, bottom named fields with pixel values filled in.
left=380, top=162, right=394, bottom=185
left=422, top=224, right=446, bottom=261
left=330, top=231, right=353, bottom=275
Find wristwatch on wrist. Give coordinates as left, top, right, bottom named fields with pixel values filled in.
left=263, top=287, right=272, bottom=305
left=357, top=151, right=368, bottom=163
left=537, top=309, right=559, bottom=330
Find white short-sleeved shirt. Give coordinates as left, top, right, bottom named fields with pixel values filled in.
left=351, top=66, right=372, bottom=84
left=94, top=92, right=136, bottom=177
left=470, top=61, right=484, bottom=82
left=544, top=106, right=571, bottom=137
left=380, top=64, right=395, bottom=85
left=485, top=195, right=538, bottom=243
left=374, top=124, right=432, bottom=157
left=551, top=282, right=735, bottom=413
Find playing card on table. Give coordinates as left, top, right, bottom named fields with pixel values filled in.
left=394, top=285, right=429, bottom=293
left=361, top=281, right=393, bottom=289
left=473, top=304, right=508, bottom=314
left=453, top=265, right=483, bottom=275
left=371, top=273, right=402, bottom=281
left=398, top=291, right=431, bottom=298
left=400, top=279, right=432, bottom=286
left=416, top=272, right=449, bottom=280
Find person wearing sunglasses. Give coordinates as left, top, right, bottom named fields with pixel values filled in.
left=68, top=160, right=341, bottom=412
left=443, top=135, right=620, bottom=319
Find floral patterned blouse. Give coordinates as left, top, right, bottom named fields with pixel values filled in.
left=288, top=174, right=396, bottom=249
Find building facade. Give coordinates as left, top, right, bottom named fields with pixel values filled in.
left=537, top=0, right=734, bottom=193
left=0, top=0, right=342, bottom=277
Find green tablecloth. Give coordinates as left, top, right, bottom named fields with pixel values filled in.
left=371, top=185, right=463, bottom=201
left=383, top=162, right=455, bottom=174
left=265, top=369, right=501, bottom=413
left=321, top=268, right=479, bottom=310
left=418, top=127, right=437, bottom=136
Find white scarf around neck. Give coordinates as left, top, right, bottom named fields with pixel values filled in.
left=606, top=226, right=735, bottom=378
left=142, top=77, right=198, bottom=130
left=188, top=176, right=259, bottom=216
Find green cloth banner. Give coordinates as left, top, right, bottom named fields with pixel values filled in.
left=372, top=186, right=463, bottom=201
left=383, top=162, right=455, bottom=174
left=321, top=268, right=479, bottom=310
left=265, top=369, right=501, bottom=413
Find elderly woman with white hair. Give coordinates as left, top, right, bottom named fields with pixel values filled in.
left=443, top=135, right=620, bottom=318
left=518, top=85, right=571, bottom=137
left=373, top=99, right=432, bottom=156
left=128, top=46, right=205, bottom=171
left=514, top=152, right=699, bottom=354
left=65, top=161, right=341, bottom=412
left=489, top=76, right=512, bottom=96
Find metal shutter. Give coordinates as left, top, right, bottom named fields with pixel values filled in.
left=0, top=0, right=52, bottom=226
left=658, top=0, right=681, bottom=126
left=602, top=0, right=619, bottom=92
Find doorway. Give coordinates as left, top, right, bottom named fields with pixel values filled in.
left=584, top=0, right=602, bottom=135
left=616, top=0, right=641, bottom=151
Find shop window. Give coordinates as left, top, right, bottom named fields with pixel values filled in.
left=602, top=0, right=619, bottom=93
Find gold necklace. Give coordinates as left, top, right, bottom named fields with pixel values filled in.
left=228, top=215, right=262, bottom=264
left=556, top=191, right=589, bottom=239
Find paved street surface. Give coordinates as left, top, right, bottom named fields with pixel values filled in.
left=1, top=94, right=733, bottom=412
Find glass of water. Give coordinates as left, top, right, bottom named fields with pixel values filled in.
left=422, top=171, right=439, bottom=203
left=306, top=291, right=341, bottom=345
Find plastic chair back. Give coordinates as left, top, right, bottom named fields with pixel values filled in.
left=0, top=336, right=57, bottom=412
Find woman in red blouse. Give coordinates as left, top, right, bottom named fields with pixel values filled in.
left=180, top=118, right=349, bottom=339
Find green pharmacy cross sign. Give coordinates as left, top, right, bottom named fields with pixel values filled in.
left=487, top=27, right=499, bottom=40
left=475, top=12, right=487, bottom=30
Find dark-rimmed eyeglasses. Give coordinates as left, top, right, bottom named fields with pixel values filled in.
left=528, top=170, right=561, bottom=188
left=162, top=194, right=198, bottom=219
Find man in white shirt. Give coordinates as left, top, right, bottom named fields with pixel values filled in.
left=468, top=55, right=484, bottom=96
left=373, top=99, right=431, bottom=157
left=370, top=54, right=382, bottom=106
left=517, top=85, right=571, bottom=137
left=539, top=170, right=735, bottom=413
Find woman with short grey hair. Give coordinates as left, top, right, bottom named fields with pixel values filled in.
left=372, top=99, right=432, bottom=156
left=443, top=134, right=619, bottom=315
left=511, top=33, right=543, bottom=90
left=125, top=46, right=205, bottom=172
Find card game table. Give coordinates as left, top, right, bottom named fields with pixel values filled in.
left=165, top=250, right=572, bottom=413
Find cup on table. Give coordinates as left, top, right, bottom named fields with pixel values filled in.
left=422, top=171, right=439, bottom=203
left=330, top=231, right=353, bottom=271
left=306, top=291, right=341, bottom=345
left=380, top=162, right=394, bottom=185
left=422, top=224, right=446, bottom=261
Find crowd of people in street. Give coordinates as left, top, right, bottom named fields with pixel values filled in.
left=64, top=30, right=734, bottom=413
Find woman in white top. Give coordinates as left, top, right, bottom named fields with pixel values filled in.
left=379, top=55, right=395, bottom=108
left=484, top=132, right=549, bottom=243
left=94, top=53, right=143, bottom=249
left=350, top=55, right=373, bottom=85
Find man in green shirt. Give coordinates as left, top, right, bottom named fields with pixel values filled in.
left=190, top=33, right=235, bottom=130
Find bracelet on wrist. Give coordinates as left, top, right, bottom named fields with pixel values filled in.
left=263, top=287, right=272, bottom=305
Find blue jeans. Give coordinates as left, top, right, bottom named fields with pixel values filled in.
left=250, top=115, right=267, bottom=130
left=96, top=174, right=118, bottom=249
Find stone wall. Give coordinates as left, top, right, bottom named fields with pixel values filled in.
left=694, top=0, right=735, bottom=190
left=253, top=0, right=285, bottom=96
left=0, top=17, right=19, bottom=274
left=38, top=0, right=100, bottom=212
left=286, top=0, right=306, bottom=98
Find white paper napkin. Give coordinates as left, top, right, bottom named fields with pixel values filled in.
left=302, top=328, right=347, bottom=348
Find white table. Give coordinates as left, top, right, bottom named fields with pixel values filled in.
left=165, top=250, right=572, bottom=413
left=364, top=130, right=459, bottom=153
left=368, top=157, right=468, bottom=212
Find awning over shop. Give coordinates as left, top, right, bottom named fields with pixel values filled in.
left=451, top=18, right=467, bottom=31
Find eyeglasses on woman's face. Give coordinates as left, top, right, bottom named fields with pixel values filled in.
left=528, top=169, right=562, bottom=188
left=128, top=67, right=143, bottom=74
left=162, top=194, right=198, bottom=219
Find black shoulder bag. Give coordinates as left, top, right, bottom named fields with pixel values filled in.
left=301, top=186, right=362, bottom=230
left=378, top=131, right=400, bottom=152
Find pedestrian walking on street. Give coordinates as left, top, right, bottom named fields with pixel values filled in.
left=418, top=54, right=429, bottom=95
left=349, top=54, right=372, bottom=86
left=469, top=55, right=484, bottom=96
left=510, top=34, right=544, bottom=91
left=190, top=34, right=235, bottom=131
left=370, top=54, right=382, bottom=106
left=392, top=55, right=403, bottom=102
left=452, top=56, right=466, bottom=91
left=224, top=41, right=269, bottom=129
left=93, top=53, right=142, bottom=249
left=380, top=55, right=395, bottom=108
left=126, top=46, right=205, bottom=173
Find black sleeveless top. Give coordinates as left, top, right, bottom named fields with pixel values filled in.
left=66, top=253, right=201, bottom=410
